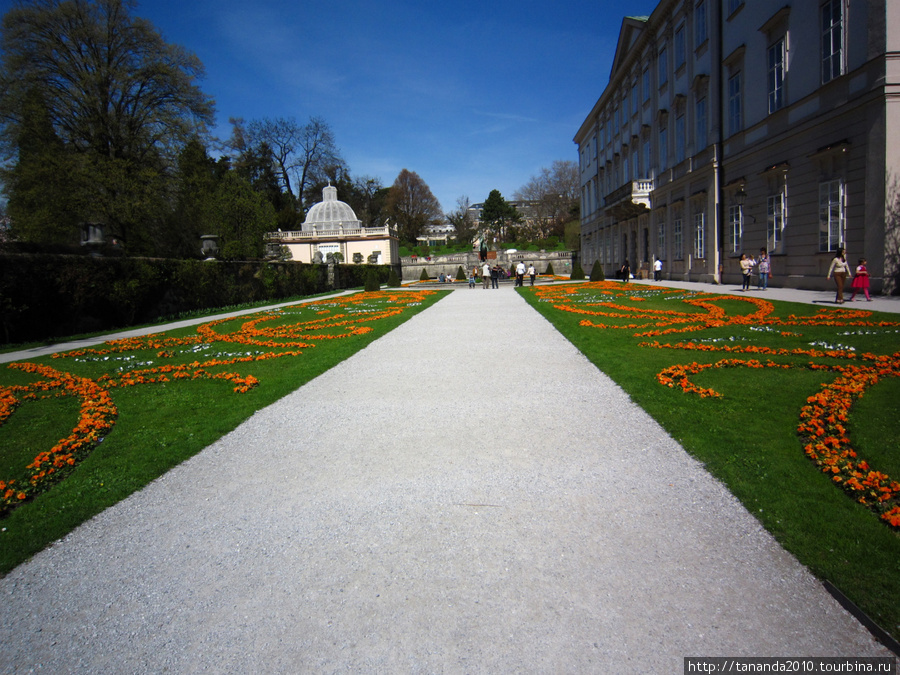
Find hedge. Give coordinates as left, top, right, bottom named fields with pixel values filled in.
left=0, top=254, right=395, bottom=344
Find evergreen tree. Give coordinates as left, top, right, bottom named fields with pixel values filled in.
left=590, top=260, right=606, bottom=281
left=570, top=259, right=586, bottom=280
left=2, top=88, right=83, bottom=246
left=480, top=189, right=521, bottom=244
left=164, top=137, right=218, bottom=258
left=209, top=172, right=276, bottom=260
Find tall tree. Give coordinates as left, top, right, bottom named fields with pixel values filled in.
left=513, top=160, right=579, bottom=239
left=229, top=115, right=346, bottom=218
left=353, top=175, right=387, bottom=228
left=0, top=0, right=215, bottom=252
left=164, top=137, right=219, bottom=257
left=2, top=88, right=84, bottom=246
left=480, top=189, right=521, bottom=244
left=296, top=116, right=345, bottom=214
left=384, top=169, right=443, bottom=245
left=209, top=172, right=276, bottom=260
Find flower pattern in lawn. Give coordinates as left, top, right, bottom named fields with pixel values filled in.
left=533, top=281, right=900, bottom=530
left=0, top=291, right=433, bottom=515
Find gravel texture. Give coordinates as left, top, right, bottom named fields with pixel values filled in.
left=0, top=286, right=892, bottom=673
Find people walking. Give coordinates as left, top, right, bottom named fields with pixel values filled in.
left=482, top=262, right=491, bottom=289
left=515, top=261, right=526, bottom=287
left=849, top=258, right=872, bottom=302
left=653, top=258, right=662, bottom=281
left=491, top=264, right=500, bottom=289
left=757, top=248, right=770, bottom=290
left=528, top=263, right=536, bottom=286
left=826, top=247, right=851, bottom=304
left=620, top=260, right=631, bottom=283
left=739, top=253, right=755, bottom=291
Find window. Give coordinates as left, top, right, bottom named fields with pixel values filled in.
left=821, top=0, right=843, bottom=84
left=643, top=68, right=651, bottom=102
left=643, top=141, right=651, bottom=178
left=675, top=113, right=685, bottom=164
left=658, top=46, right=668, bottom=87
left=727, top=0, right=743, bottom=15
left=631, top=83, right=638, bottom=116
left=673, top=214, right=683, bottom=260
left=819, top=179, right=844, bottom=251
left=657, top=221, right=666, bottom=258
left=623, top=156, right=629, bottom=184
left=674, top=25, right=686, bottom=70
left=695, top=0, right=708, bottom=47
left=767, top=191, right=786, bottom=253
left=768, top=38, right=785, bottom=113
left=727, top=72, right=742, bottom=135
left=728, top=204, right=743, bottom=254
left=659, top=125, right=668, bottom=171
left=693, top=211, right=706, bottom=258
left=695, top=97, right=707, bottom=148
left=621, top=95, right=628, bottom=127
left=632, top=148, right=639, bottom=180
left=613, top=107, right=619, bottom=135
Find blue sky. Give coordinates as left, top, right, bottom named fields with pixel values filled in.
left=1, top=0, right=661, bottom=212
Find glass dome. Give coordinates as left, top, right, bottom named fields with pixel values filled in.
left=302, top=185, right=361, bottom=231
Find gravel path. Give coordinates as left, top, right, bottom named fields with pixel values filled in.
left=0, top=287, right=891, bottom=673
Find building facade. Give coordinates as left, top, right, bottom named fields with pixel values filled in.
left=267, top=185, right=400, bottom=265
left=576, top=0, right=900, bottom=292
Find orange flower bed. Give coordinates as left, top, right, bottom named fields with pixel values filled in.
left=534, top=281, right=900, bottom=529
left=1, top=364, right=117, bottom=513
left=2, top=290, right=434, bottom=516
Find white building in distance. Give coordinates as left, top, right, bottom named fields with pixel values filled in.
left=267, top=185, right=399, bottom=265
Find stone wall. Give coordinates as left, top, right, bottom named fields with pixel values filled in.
left=401, top=250, right=575, bottom=281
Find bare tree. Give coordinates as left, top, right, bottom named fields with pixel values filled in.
left=514, top=160, right=579, bottom=239
left=884, top=173, right=900, bottom=295
left=296, top=116, right=345, bottom=212
left=245, top=117, right=302, bottom=197
left=446, top=195, right=477, bottom=246
left=226, top=115, right=345, bottom=214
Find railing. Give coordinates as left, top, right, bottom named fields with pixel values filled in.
left=401, top=250, right=572, bottom=264
left=266, top=226, right=397, bottom=241
left=603, top=179, right=654, bottom=208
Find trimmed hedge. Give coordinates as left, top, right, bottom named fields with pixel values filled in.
left=0, top=255, right=394, bottom=344
left=570, top=260, right=586, bottom=280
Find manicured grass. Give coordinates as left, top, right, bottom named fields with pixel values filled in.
left=0, top=289, right=446, bottom=574
left=520, top=281, right=900, bottom=641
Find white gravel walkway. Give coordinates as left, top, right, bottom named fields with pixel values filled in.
left=0, top=287, right=891, bottom=673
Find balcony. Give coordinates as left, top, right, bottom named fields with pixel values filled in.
left=603, top=179, right=654, bottom=220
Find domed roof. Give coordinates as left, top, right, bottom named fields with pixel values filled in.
left=302, top=185, right=361, bottom=231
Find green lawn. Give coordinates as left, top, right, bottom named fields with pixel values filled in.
left=0, top=289, right=446, bottom=574
left=520, top=280, right=900, bottom=641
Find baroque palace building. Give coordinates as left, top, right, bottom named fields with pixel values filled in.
left=575, top=0, right=900, bottom=292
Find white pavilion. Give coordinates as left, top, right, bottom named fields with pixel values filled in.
left=266, top=185, right=399, bottom=265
